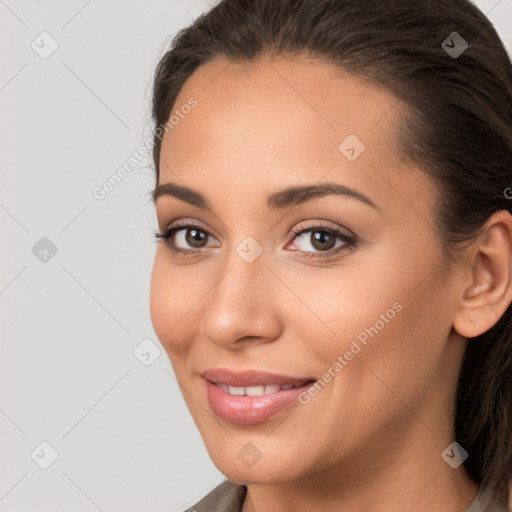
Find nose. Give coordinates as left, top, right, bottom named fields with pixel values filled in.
left=197, top=244, right=283, bottom=350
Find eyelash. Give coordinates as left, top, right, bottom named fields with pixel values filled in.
left=153, top=221, right=357, bottom=259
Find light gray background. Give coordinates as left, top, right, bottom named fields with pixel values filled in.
left=1, top=1, right=511, bottom=511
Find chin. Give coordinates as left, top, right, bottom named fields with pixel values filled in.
left=209, top=448, right=304, bottom=486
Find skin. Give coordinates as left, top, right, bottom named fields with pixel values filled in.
left=149, top=55, right=512, bottom=512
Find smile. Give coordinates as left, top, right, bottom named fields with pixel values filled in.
left=215, top=381, right=313, bottom=396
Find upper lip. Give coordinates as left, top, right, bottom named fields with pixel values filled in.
left=201, top=368, right=316, bottom=387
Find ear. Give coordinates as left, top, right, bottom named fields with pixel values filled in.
left=453, top=210, right=512, bottom=339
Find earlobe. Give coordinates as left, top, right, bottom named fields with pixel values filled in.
left=453, top=210, right=512, bottom=339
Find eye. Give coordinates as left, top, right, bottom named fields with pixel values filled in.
left=154, top=220, right=357, bottom=259
left=287, top=222, right=357, bottom=258
left=154, top=222, right=219, bottom=256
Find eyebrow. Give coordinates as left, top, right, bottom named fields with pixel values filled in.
left=152, top=182, right=378, bottom=211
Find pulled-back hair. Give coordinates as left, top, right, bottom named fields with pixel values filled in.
left=151, top=0, right=512, bottom=496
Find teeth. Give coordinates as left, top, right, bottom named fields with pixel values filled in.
left=245, top=385, right=264, bottom=396
left=229, top=386, right=245, bottom=396
left=218, top=383, right=229, bottom=393
left=264, top=385, right=280, bottom=395
left=219, top=381, right=309, bottom=396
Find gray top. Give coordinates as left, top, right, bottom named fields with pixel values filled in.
left=184, top=479, right=511, bottom=512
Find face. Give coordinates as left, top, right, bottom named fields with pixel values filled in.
left=150, top=55, right=464, bottom=486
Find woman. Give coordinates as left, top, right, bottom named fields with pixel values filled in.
left=149, top=0, right=512, bottom=510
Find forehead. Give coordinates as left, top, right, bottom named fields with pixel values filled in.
left=159, top=55, right=435, bottom=222
left=166, top=54, right=402, bottom=150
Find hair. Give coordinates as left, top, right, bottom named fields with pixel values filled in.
left=151, top=0, right=512, bottom=497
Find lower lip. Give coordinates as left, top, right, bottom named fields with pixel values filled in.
left=205, top=379, right=316, bottom=425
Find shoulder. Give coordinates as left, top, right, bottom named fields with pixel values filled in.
left=182, top=479, right=247, bottom=512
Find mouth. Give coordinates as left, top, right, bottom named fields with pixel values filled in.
left=212, top=380, right=315, bottom=396
left=201, top=368, right=317, bottom=424
left=201, top=368, right=316, bottom=388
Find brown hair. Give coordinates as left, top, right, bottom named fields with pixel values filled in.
left=151, top=0, right=512, bottom=496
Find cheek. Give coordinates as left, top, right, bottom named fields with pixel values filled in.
left=149, top=254, right=190, bottom=357
left=149, top=251, right=216, bottom=362
left=301, top=240, right=450, bottom=392
left=149, top=257, right=167, bottom=340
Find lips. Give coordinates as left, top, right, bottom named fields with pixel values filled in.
left=201, top=368, right=317, bottom=424
left=201, top=368, right=316, bottom=387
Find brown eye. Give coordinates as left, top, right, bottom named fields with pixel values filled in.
left=309, top=230, right=337, bottom=251
left=154, top=223, right=220, bottom=255
left=184, top=227, right=208, bottom=248
left=288, top=223, right=357, bottom=258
